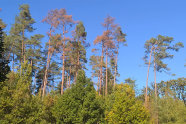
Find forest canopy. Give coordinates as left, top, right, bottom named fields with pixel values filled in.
left=0, top=3, right=185, bottom=124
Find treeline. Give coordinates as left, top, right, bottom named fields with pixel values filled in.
left=0, top=4, right=185, bottom=124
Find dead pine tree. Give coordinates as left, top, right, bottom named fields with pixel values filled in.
left=55, top=9, right=75, bottom=95
left=94, top=15, right=117, bottom=96
left=42, top=9, right=60, bottom=97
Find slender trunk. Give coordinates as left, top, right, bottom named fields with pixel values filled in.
left=12, top=52, right=14, bottom=72
left=33, top=71, right=37, bottom=95
left=61, top=25, right=66, bottom=95
left=61, top=51, right=65, bottom=95
left=105, top=50, right=108, bottom=96
left=69, top=66, right=71, bottom=88
left=23, top=30, right=26, bottom=63
left=145, top=47, right=153, bottom=107
left=75, top=71, right=78, bottom=83
left=114, top=47, right=118, bottom=89
left=154, top=54, right=157, bottom=100
left=75, top=38, right=80, bottom=82
left=21, top=33, right=24, bottom=63
left=40, top=72, right=45, bottom=96
left=154, top=52, right=158, bottom=124
left=97, top=75, right=100, bottom=92
left=66, top=71, right=68, bottom=89
left=22, top=30, right=26, bottom=63
left=42, top=52, right=50, bottom=97
left=23, top=45, right=26, bottom=63
left=31, top=59, right=33, bottom=67
left=68, top=72, right=71, bottom=88
left=99, top=43, right=104, bottom=95
left=7, top=46, right=13, bottom=60
left=42, top=28, right=52, bottom=98
left=68, top=74, right=71, bottom=88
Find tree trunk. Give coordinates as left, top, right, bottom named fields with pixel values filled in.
left=145, top=47, right=153, bottom=107
left=154, top=52, right=158, bottom=124
left=75, top=38, right=80, bottom=83
left=21, top=31, right=24, bottom=63
left=33, top=71, right=37, bottom=95
left=61, top=51, right=65, bottom=95
left=105, top=50, right=108, bottom=96
left=114, top=47, right=118, bottom=89
left=69, top=66, right=71, bottom=88
left=61, top=25, right=66, bottom=95
left=154, top=54, right=157, bottom=100
left=22, top=30, right=26, bottom=63
left=7, top=45, right=13, bottom=61
left=42, top=29, right=52, bottom=98
left=12, top=52, right=14, bottom=72
left=97, top=75, right=100, bottom=92
left=42, top=52, right=50, bottom=97
left=99, top=43, right=104, bottom=95
left=66, top=71, right=68, bottom=89
left=31, top=59, right=33, bottom=67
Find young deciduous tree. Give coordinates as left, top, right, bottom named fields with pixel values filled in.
left=0, top=62, right=41, bottom=123
left=158, top=96, right=186, bottom=123
left=105, top=83, right=149, bottom=124
left=158, top=78, right=186, bottom=104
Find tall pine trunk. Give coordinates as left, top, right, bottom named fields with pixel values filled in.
left=145, top=47, right=153, bottom=107
left=99, top=43, right=104, bottom=95
left=105, top=50, right=108, bottom=96
left=61, top=51, right=65, bottom=95
left=75, top=38, right=80, bottom=83
left=154, top=51, right=158, bottom=124
left=21, top=31, right=24, bottom=63
left=61, top=26, right=65, bottom=95
left=154, top=54, right=157, bottom=99
left=97, top=75, right=100, bottom=92
left=66, top=71, right=68, bottom=89
left=114, top=47, right=118, bottom=89
left=42, top=51, right=50, bottom=97
left=33, top=71, right=37, bottom=95
left=12, top=52, right=14, bottom=72
left=42, top=29, right=52, bottom=97
left=69, top=66, right=71, bottom=88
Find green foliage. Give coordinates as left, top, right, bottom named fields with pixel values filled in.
left=37, top=94, right=56, bottom=123
left=0, top=62, right=41, bottom=123
left=103, top=68, right=114, bottom=94
left=5, top=4, right=42, bottom=70
left=158, top=96, right=186, bottom=124
left=75, top=21, right=87, bottom=41
left=144, top=35, right=184, bottom=72
left=158, top=78, right=186, bottom=104
left=0, top=26, right=10, bottom=82
left=106, top=83, right=149, bottom=124
left=52, top=70, right=104, bottom=123
left=124, top=78, right=136, bottom=89
left=0, top=4, right=185, bottom=124
left=16, top=4, right=35, bottom=32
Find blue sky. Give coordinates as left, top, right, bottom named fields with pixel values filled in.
left=0, top=0, right=185, bottom=90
